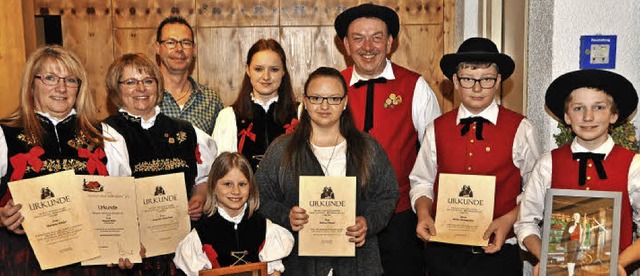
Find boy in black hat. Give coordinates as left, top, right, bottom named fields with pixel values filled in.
left=515, top=69, right=640, bottom=275
left=409, top=37, right=540, bottom=275
left=335, top=3, right=441, bottom=275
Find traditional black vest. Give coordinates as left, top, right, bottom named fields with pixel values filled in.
left=235, top=102, right=297, bottom=171
left=103, top=112, right=198, bottom=195
left=196, top=209, right=267, bottom=267
left=0, top=115, right=107, bottom=205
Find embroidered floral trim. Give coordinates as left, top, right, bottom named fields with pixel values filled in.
left=176, top=131, right=187, bottom=144
left=24, top=159, right=88, bottom=173
left=133, top=158, right=189, bottom=173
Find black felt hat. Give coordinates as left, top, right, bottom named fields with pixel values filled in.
left=440, top=37, right=515, bottom=80
left=334, top=3, right=399, bottom=40
left=545, top=69, right=638, bottom=126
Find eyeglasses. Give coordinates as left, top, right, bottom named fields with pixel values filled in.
left=35, top=75, right=81, bottom=88
left=305, top=95, right=345, bottom=105
left=158, top=39, right=194, bottom=49
left=119, top=78, right=157, bottom=88
left=457, top=77, right=498, bottom=89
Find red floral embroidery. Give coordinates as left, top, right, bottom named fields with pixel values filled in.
left=78, top=147, right=108, bottom=175
left=9, top=146, right=44, bottom=181
left=202, top=244, right=221, bottom=268
left=284, top=118, right=299, bottom=134
left=237, top=123, right=256, bottom=153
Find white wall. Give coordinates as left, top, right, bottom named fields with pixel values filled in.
left=530, top=0, right=640, bottom=152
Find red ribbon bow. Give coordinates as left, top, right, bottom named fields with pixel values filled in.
left=237, top=123, right=256, bottom=153
left=195, top=145, right=203, bottom=164
left=78, top=147, right=108, bottom=175
left=202, top=244, right=221, bottom=268
left=284, top=118, right=299, bottom=134
left=9, top=146, right=45, bottom=181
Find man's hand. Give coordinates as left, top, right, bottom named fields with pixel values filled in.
left=416, top=213, right=436, bottom=242
left=289, top=206, right=308, bottom=231
left=346, top=216, right=368, bottom=247
left=482, top=215, right=511, bottom=253
left=188, top=184, right=207, bottom=221
left=0, top=200, right=25, bottom=234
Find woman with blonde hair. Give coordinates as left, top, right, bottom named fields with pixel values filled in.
left=103, top=53, right=217, bottom=274
left=0, top=45, right=129, bottom=274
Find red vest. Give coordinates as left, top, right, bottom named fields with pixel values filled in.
left=551, top=145, right=635, bottom=252
left=433, top=107, right=523, bottom=226
left=342, top=64, right=420, bottom=212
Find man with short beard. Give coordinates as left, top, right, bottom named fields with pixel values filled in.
left=155, top=16, right=223, bottom=134
left=335, top=4, right=441, bottom=275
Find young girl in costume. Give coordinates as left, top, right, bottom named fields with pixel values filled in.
left=174, top=152, right=294, bottom=276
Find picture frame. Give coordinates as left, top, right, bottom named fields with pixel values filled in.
left=540, top=189, right=622, bottom=276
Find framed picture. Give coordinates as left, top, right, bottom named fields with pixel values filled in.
left=540, top=189, right=622, bottom=276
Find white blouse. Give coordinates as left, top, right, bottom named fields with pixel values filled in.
left=173, top=205, right=294, bottom=276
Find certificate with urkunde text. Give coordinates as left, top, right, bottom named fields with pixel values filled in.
left=8, top=170, right=100, bottom=270
left=430, top=173, right=496, bottom=246
left=298, top=176, right=356, bottom=257
left=135, top=173, right=190, bottom=258
left=79, top=175, right=141, bottom=266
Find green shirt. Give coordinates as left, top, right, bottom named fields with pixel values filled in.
left=160, top=76, right=223, bottom=133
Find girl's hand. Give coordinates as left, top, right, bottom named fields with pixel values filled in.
left=0, top=200, right=25, bottom=234
left=346, top=216, right=368, bottom=247
left=289, top=206, right=308, bottom=231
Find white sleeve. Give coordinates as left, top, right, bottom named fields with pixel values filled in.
left=101, top=123, right=132, bottom=177
left=514, top=152, right=552, bottom=250
left=173, top=229, right=212, bottom=276
left=0, top=127, right=7, bottom=178
left=627, top=154, right=640, bottom=235
left=411, top=76, right=441, bottom=143
left=211, top=107, right=238, bottom=157
left=512, top=119, right=542, bottom=193
left=195, top=127, right=216, bottom=185
left=409, top=122, right=438, bottom=212
left=258, top=219, right=294, bottom=274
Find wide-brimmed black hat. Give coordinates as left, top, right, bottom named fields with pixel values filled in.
left=545, top=69, right=638, bottom=126
left=440, top=37, right=515, bottom=80
left=334, top=3, right=399, bottom=40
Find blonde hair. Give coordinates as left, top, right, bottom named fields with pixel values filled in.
left=1, top=45, right=104, bottom=147
left=203, top=152, right=260, bottom=218
left=105, top=53, right=164, bottom=109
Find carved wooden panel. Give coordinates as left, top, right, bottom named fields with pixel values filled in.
left=196, top=0, right=278, bottom=27
left=281, top=26, right=348, bottom=99
left=114, top=29, right=157, bottom=61
left=25, top=0, right=455, bottom=116
left=112, top=0, right=196, bottom=28
left=196, top=27, right=279, bottom=106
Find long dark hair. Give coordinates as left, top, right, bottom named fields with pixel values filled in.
left=231, top=39, right=296, bottom=124
left=281, top=67, right=371, bottom=189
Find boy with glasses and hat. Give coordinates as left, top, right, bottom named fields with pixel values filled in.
left=515, top=69, right=640, bottom=275
left=409, top=37, right=541, bottom=275
left=334, top=4, right=441, bottom=275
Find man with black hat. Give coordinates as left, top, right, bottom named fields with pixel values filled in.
left=334, top=4, right=441, bottom=275
left=515, top=69, right=640, bottom=275
left=409, top=37, right=540, bottom=275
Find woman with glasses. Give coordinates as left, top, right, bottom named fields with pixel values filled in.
left=255, top=67, right=398, bottom=275
left=0, top=45, right=130, bottom=274
left=212, top=39, right=298, bottom=171
left=102, top=53, right=216, bottom=274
